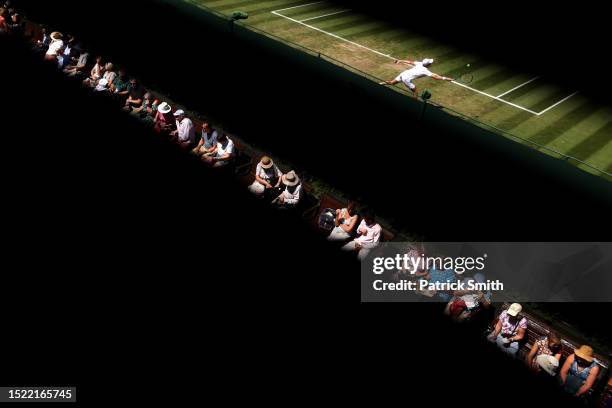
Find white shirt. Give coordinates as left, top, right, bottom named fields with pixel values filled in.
left=103, top=70, right=116, bottom=84
left=46, top=39, right=64, bottom=56
left=354, top=220, right=382, bottom=247
left=176, top=118, right=195, bottom=144
left=255, top=162, right=281, bottom=181
left=394, top=62, right=433, bottom=84
left=216, top=138, right=234, bottom=158
left=280, top=184, right=301, bottom=205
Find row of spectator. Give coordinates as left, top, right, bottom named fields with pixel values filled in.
left=22, top=15, right=382, bottom=260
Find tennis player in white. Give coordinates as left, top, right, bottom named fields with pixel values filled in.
left=380, top=58, right=453, bottom=95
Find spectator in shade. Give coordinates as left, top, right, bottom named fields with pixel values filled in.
left=129, top=92, right=157, bottom=120
left=33, top=26, right=50, bottom=53
left=96, top=63, right=116, bottom=89
left=487, top=303, right=527, bottom=357
left=0, top=8, right=8, bottom=33
left=169, top=109, right=195, bottom=149
left=560, top=345, right=600, bottom=398
left=64, top=48, right=90, bottom=77
left=59, top=35, right=76, bottom=69
left=124, top=78, right=146, bottom=111
left=327, top=201, right=358, bottom=241
left=192, top=122, right=218, bottom=157
left=525, top=331, right=562, bottom=374
left=203, top=132, right=235, bottom=167
left=271, top=170, right=301, bottom=208
left=154, top=102, right=175, bottom=134
left=82, top=56, right=104, bottom=86
left=341, top=210, right=381, bottom=261
left=109, top=69, right=129, bottom=96
left=8, top=12, right=24, bottom=37
left=44, top=31, right=63, bottom=63
left=248, top=156, right=283, bottom=198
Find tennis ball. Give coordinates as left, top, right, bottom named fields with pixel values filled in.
left=466, top=63, right=471, bottom=68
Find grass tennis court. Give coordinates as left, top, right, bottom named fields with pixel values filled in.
left=187, top=0, right=612, bottom=180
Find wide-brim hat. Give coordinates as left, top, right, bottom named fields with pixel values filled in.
left=50, top=31, right=63, bottom=41
left=282, top=170, right=300, bottom=186
left=574, top=345, right=594, bottom=362
left=157, top=102, right=172, bottom=114
left=260, top=156, right=274, bottom=169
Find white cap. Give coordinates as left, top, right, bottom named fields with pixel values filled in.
left=422, top=58, right=434, bottom=66
left=507, top=303, right=522, bottom=317
left=173, top=109, right=185, bottom=117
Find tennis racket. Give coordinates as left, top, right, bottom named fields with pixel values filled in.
left=457, top=72, right=474, bottom=84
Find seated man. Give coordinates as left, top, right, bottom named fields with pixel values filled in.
left=203, top=132, right=235, bottom=167
left=271, top=171, right=301, bottom=208
left=248, top=156, right=283, bottom=199
left=341, top=210, right=381, bottom=261
left=129, top=92, right=158, bottom=121
left=33, top=26, right=50, bottom=54
left=124, top=78, right=146, bottom=110
left=487, top=303, right=527, bottom=357
left=191, top=122, right=218, bottom=157
left=169, top=109, right=195, bottom=149
left=63, top=48, right=89, bottom=77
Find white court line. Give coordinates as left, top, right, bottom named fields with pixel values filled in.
left=273, top=1, right=325, bottom=13
left=536, top=92, right=578, bottom=115
left=300, top=9, right=350, bottom=22
left=272, top=8, right=539, bottom=115
left=452, top=81, right=539, bottom=115
left=496, top=77, right=540, bottom=98
left=272, top=10, right=393, bottom=59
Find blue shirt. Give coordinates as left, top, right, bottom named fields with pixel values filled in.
left=429, top=267, right=456, bottom=301
left=202, top=130, right=218, bottom=149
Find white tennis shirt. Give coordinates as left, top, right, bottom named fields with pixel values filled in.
left=394, top=62, right=433, bottom=85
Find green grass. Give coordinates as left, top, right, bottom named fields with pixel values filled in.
left=188, top=0, right=612, bottom=181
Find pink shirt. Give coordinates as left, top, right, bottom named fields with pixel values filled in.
left=354, top=220, right=381, bottom=247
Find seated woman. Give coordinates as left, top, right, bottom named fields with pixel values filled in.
left=327, top=201, right=358, bottom=241
left=92, top=63, right=116, bottom=91
left=525, top=331, right=561, bottom=374
left=271, top=171, right=301, bottom=209
left=81, top=56, right=103, bottom=85
left=444, top=272, right=492, bottom=321
left=487, top=303, right=527, bottom=357
left=248, top=156, right=283, bottom=199
left=560, top=345, right=600, bottom=398
left=341, top=210, right=381, bottom=261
